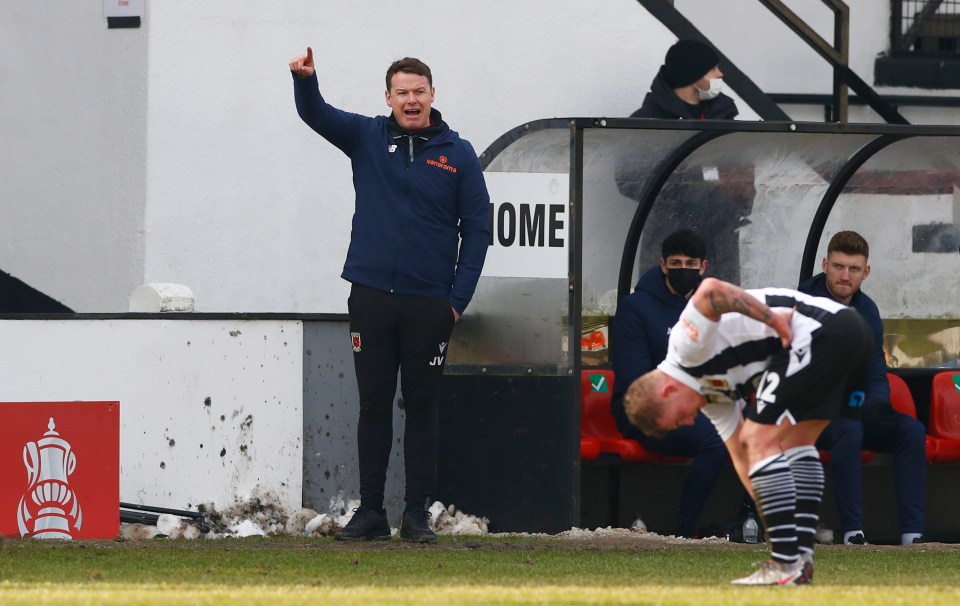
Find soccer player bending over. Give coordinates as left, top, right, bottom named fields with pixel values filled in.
left=624, top=277, right=871, bottom=585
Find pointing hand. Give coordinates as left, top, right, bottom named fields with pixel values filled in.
left=289, top=46, right=314, bottom=78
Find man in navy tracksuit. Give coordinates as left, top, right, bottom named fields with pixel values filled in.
left=290, top=48, right=490, bottom=542
left=611, top=229, right=732, bottom=537
left=799, top=231, right=925, bottom=545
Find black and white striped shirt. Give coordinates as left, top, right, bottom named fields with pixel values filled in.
left=658, top=288, right=849, bottom=440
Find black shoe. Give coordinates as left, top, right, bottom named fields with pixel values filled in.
left=846, top=533, right=866, bottom=545
left=399, top=509, right=436, bottom=543
left=334, top=507, right=391, bottom=541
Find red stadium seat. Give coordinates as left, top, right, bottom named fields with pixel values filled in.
left=929, top=371, right=960, bottom=438
left=581, top=437, right=602, bottom=461
left=888, top=373, right=940, bottom=463
left=817, top=382, right=883, bottom=464
left=580, top=370, right=686, bottom=463
left=888, top=373, right=918, bottom=418
left=819, top=373, right=926, bottom=465
left=927, top=371, right=960, bottom=463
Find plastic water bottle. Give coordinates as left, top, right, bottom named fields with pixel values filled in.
left=742, top=513, right=759, bottom=544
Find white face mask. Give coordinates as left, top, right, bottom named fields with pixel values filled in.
left=696, top=78, right=723, bottom=101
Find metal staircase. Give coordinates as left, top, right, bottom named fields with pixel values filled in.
left=637, top=0, right=910, bottom=124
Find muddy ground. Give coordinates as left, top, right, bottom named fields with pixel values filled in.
left=7, top=528, right=957, bottom=554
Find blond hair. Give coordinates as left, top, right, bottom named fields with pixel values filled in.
left=623, top=372, right=668, bottom=438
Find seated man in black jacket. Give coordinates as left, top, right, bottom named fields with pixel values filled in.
left=611, top=230, right=732, bottom=537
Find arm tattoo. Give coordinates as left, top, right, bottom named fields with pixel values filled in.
left=707, top=286, right=774, bottom=324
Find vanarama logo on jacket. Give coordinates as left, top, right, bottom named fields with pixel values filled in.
left=426, top=155, right=457, bottom=173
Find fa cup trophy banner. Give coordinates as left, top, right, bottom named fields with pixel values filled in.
left=17, top=417, right=83, bottom=539
left=0, top=401, right=118, bottom=539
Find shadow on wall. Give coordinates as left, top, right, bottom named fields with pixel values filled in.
left=0, top=269, right=73, bottom=313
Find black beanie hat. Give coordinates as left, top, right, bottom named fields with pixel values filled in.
left=662, top=40, right=719, bottom=88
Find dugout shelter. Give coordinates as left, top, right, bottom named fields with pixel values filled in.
left=436, top=118, right=960, bottom=536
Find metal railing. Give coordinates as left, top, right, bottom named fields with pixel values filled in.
left=892, top=0, right=960, bottom=57
left=757, top=1, right=850, bottom=123
left=638, top=0, right=909, bottom=124
left=768, top=92, right=960, bottom=122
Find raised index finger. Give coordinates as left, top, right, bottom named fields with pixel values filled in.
left=306, top=46, right=314, bottom=65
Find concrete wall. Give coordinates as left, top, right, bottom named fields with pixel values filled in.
left=302, top=320, right=410, bottom=525
left=0, top=319, right=303, bottom=513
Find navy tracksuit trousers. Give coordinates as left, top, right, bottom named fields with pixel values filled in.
left=348, top=283, right=456, bottom=509
left=619, top=412, right=730, bottom=537
left=817, top=413, right=926, bottom=535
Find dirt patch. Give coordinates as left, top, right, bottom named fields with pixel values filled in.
left=109, top=487, right=958, bottom=552
left=11, top=529, right=957, bottom=555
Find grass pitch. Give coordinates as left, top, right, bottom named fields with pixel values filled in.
left=0, top=535, right=958, bottom=605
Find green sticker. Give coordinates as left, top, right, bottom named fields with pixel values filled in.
left=589, top=374, right=608, bottom=393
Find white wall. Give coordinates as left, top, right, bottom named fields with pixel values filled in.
left=0, top=319, right=303, bottom=513
left=0, top=2, right=147, bottom=311
left=1, top=1, right=957, bottom=314
left=141, top=0, right=670, bottom=314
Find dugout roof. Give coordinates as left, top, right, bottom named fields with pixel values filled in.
left=448, top=119, right=960, bottom=375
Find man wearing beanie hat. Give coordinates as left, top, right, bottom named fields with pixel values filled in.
left=617, top=37, right=752, bottom=303
left=632, top=39, right=738, bottom=120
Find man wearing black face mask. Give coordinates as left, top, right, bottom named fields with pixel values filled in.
left=611, top=229, right=732, bottom=537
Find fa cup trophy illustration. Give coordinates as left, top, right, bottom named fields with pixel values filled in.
left=17, top=417, right=83, bottom=539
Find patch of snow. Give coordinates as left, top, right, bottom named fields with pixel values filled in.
left=429, top=501, right=488, bottom=536
left=119, top=523, right=160, bottom=540
left=493, top=526, right=730, bottom=544
left=230, top=519, right=267, bottom=537
left=304, top=513, right=337, bottom=535
left=156, top=514, right=181, bottom=536
left=285, top=508, right=319, bottom=535
left=118, top=488, right=491, bottom=540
